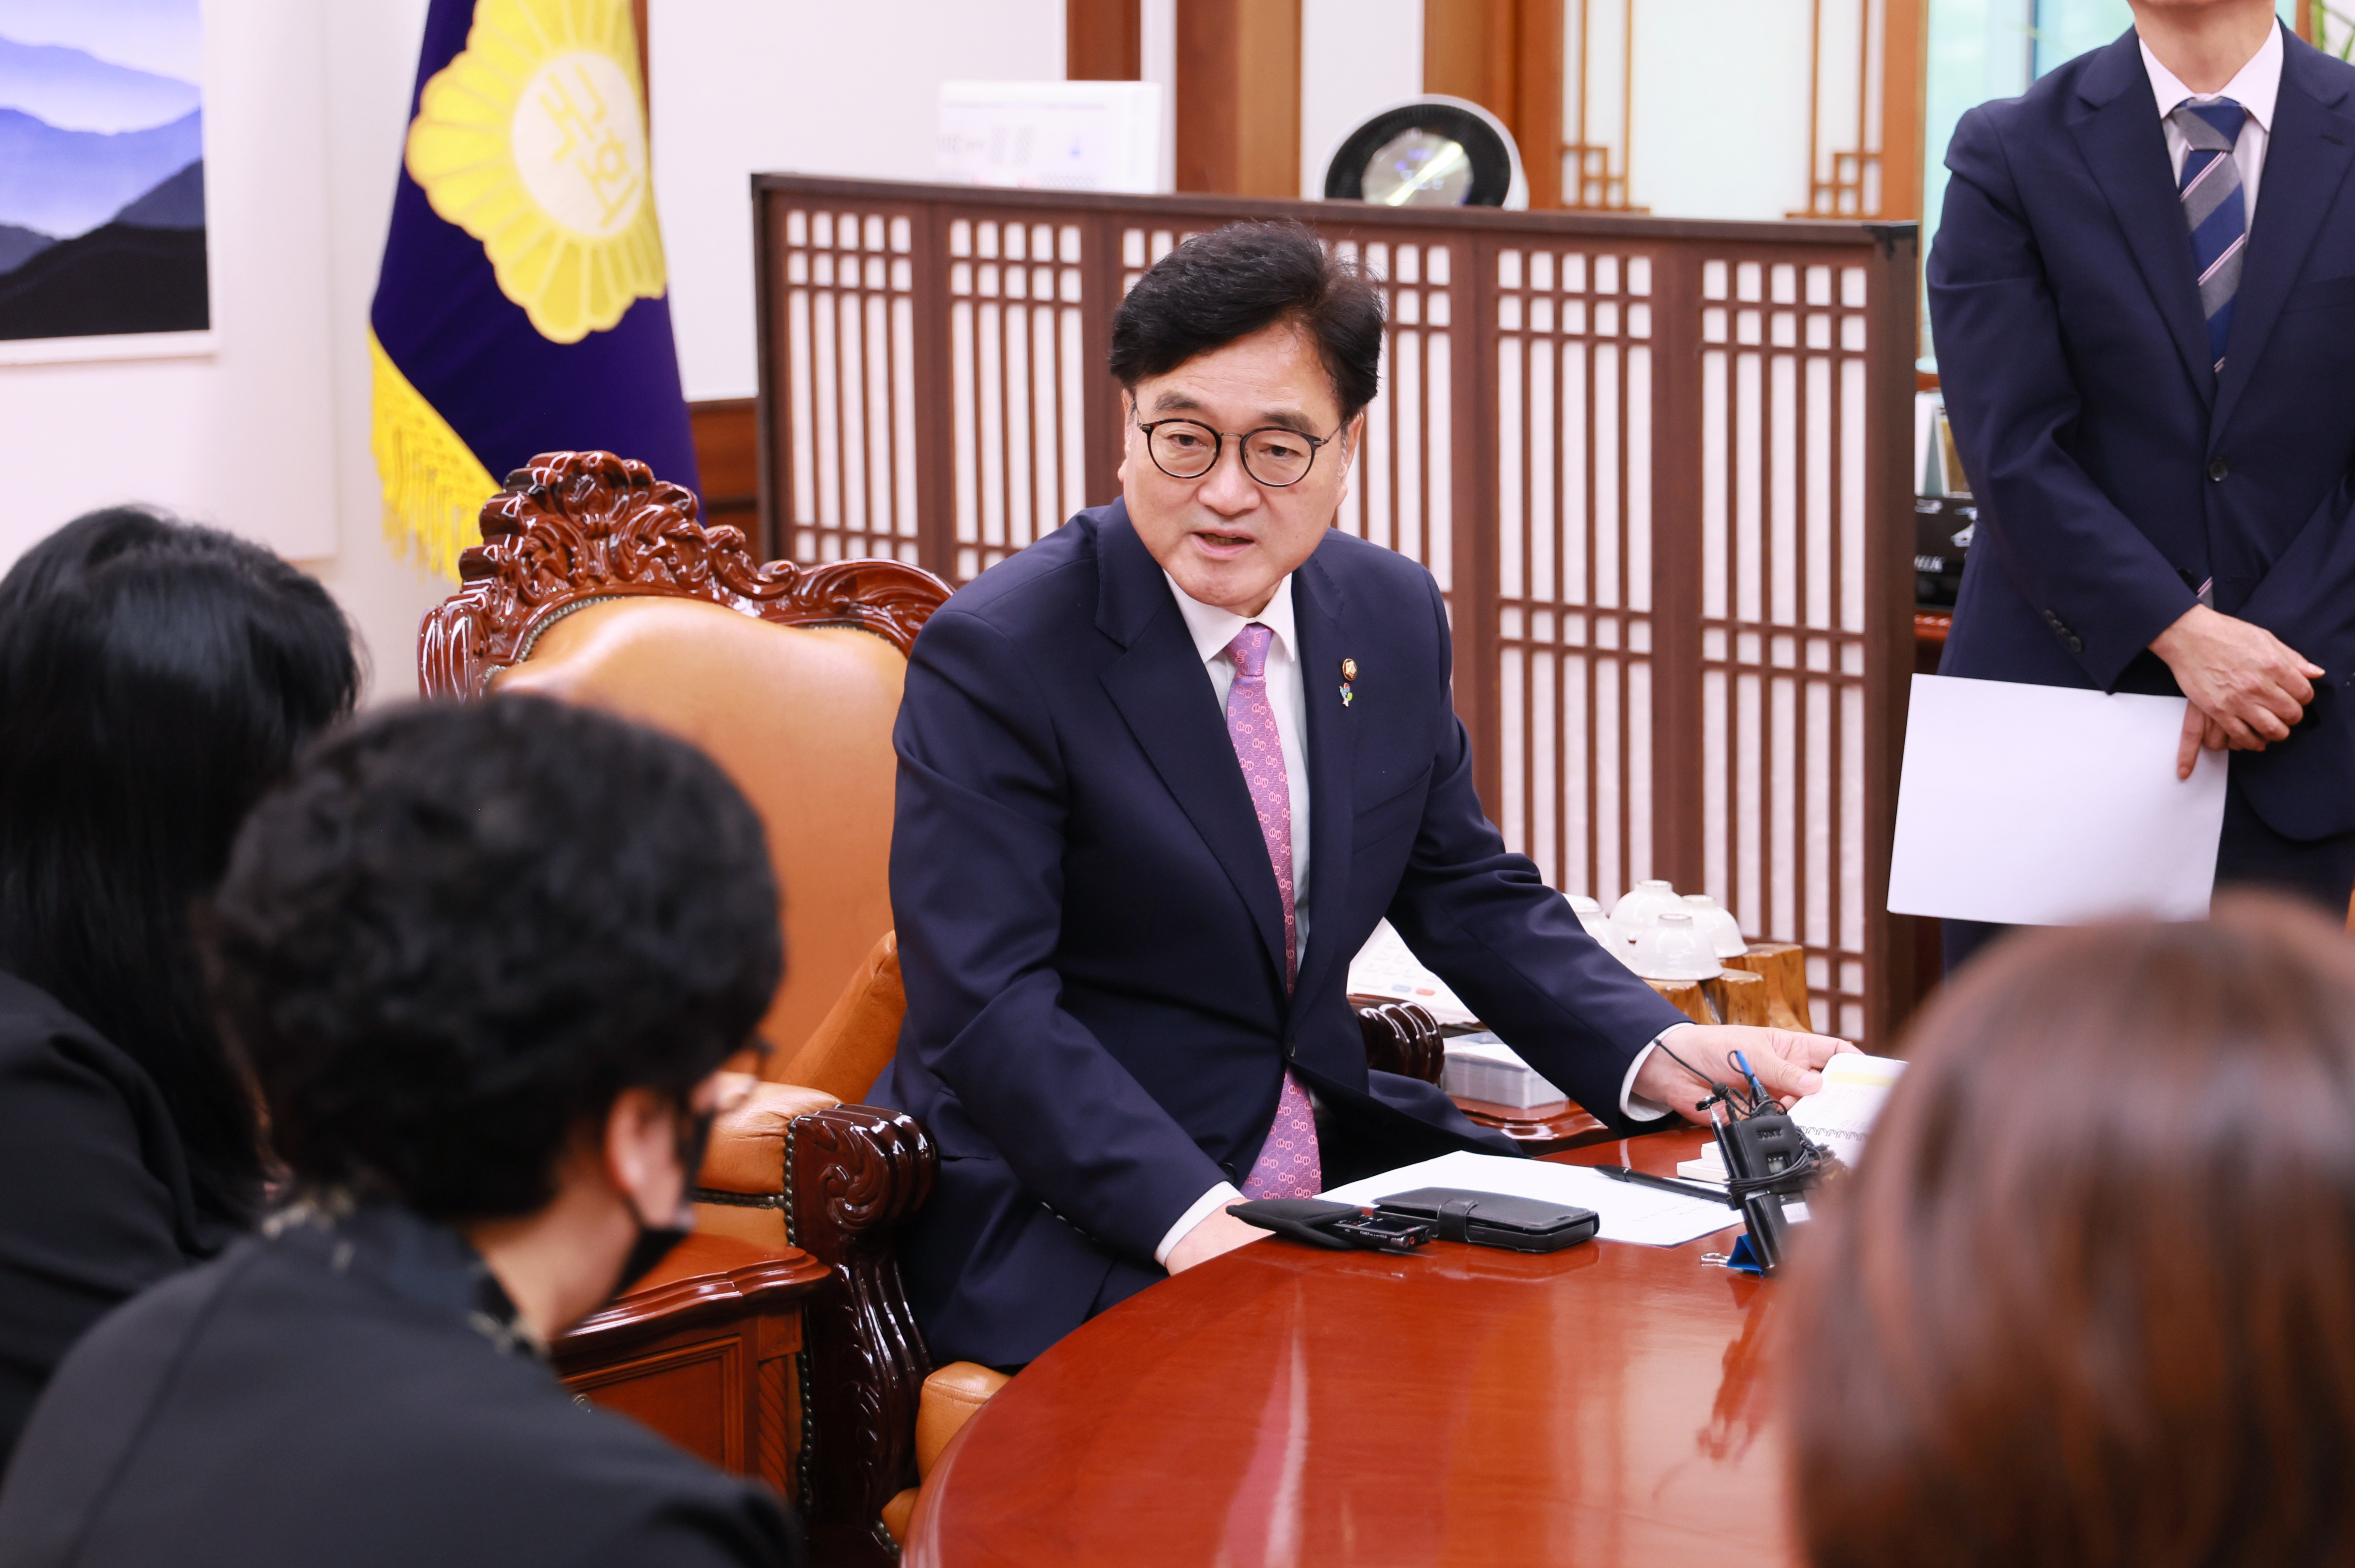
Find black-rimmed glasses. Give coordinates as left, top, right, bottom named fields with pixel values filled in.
left=1136, top=418, right=1339, bottom=488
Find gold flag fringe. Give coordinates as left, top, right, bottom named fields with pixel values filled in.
left=368, top=327, right=498, bottom=580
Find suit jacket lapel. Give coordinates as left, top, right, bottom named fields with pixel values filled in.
left=2069, top=31, right=2217, bottom=405
left=1093, top=504, right=1290, bottom=984
left=2213, top=37, right=2355, bottom=438
left=1287, top=548, right=1359, bottom=1011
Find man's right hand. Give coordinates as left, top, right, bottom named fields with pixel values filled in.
left=2150, top=604, right=2321, bottom=777
left=1164, top=1205, right=1266, bottom=1274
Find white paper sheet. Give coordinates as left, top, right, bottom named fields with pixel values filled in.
left=1319, top=1150, right=1740, bottom=1248
left=1887, top=675, right=2226, bottom=925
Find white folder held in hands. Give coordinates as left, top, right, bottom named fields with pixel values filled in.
left=1887, top=675, right=2227, bottom=925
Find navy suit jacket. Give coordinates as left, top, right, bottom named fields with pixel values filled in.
left=1931, top=27, right=2355, bottom=839
left=874, top=500, right=1688, bottom=1366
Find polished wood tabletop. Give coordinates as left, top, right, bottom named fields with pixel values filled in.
left=907, top=1127, right=1798, bottom=1568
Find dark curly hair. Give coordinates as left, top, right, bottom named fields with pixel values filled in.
left=0, top=507, right=357, bottom=1225
left=204, top=697, right=783, bottom=1222
left=1108, top=219, right=1385, bottom=420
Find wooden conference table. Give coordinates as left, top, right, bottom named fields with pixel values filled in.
left=905, top=1126, right=1798, bottom=1568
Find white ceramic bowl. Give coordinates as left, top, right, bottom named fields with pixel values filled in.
left=1565, top=893, right=1616, bottom=948
left=1618, top=917, right=1654, bottom=974
left=1680, top=893, right=1747, bottom=958
left=1609, top=879, right=1681, bottom=930
left=1607, top=880, right=1682, bottom=965
left=1638, top=911, right=1723, bottom=981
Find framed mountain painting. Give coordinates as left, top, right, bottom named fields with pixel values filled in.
left=0, top=0, right=207, bottom=347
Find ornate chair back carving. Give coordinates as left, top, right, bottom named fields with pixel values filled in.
left=420, top=451, right=951, bottom=1079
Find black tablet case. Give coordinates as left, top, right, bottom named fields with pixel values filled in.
left=1373, top=1187, right=1598, bottom=1253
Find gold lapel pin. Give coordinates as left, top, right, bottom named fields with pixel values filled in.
left=1341, top=657, right=1358, bottom=680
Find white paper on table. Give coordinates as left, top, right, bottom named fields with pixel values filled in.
left=1319, top=1150, right=1739, bottom=1248
left=1788, top=1051, right=1907, bottom=1162
left=1346, top=919, right=1480, bottom=1027
left=1887, top=675, right=2226, bottom=925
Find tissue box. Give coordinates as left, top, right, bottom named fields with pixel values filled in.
left=1441, top=1033, right=1567, bottom=1111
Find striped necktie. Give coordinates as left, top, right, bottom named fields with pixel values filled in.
left=2173, top=98, right=2248, bottom=373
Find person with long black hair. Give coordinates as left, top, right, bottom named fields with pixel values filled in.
left=0, top=507, right=355, bottom=1474
left=0, top=697, right=798, bottom=1568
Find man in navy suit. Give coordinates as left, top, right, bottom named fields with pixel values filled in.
left=1932, top=0, right=2355, bottom=967
left=875, top=223, right=1848, bottom=1369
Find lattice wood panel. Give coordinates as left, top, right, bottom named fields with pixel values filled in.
left=944, top=217, right=1090, bottom=583
left=1329, top=238, right=1456, bottom=599
left=1490, top=243, right=1656, bottom=918
left=754, top=179, right=1919, bottom=1043
left=1697, top=257, right=1875, bottom=1041
left=768, top=206, right=923, bottom=567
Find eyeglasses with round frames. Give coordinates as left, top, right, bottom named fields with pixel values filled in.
left=1135, top=418, right=1340, bottom=488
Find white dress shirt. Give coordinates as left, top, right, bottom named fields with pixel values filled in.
left=1151, top=570, right=1675, bottom=1266
left=2143, top=20, right=2281, bottom=218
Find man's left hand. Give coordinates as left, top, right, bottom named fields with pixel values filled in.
left=1629, top=1025, right=1857, bottom=1124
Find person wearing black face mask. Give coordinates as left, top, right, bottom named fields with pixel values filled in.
left=614, top=1101, right=723, bottom=1295
left=0, top=697, right=800, bottom=1568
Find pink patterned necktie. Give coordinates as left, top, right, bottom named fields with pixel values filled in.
left=1223, top=623, right=1323, bottom=1201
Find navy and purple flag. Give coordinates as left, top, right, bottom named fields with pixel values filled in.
left=369, top=0, right=697, bottom=575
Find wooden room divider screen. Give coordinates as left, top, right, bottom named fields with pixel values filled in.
left=749, top=175, right=1920, bottom=1045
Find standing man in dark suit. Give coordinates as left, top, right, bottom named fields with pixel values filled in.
left=1932, top=0, right=2355, bottom=967
left=878, top=222, right=1850, bottom=1370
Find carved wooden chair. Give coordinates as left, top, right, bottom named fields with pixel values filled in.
left=419, top=451, right=959, bottom=1565
left=418, top=450, right=1521, bottom=1561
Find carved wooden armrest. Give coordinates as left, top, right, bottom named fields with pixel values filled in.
left=552, top=1235, right=828, bottom=1363
left=784, top=1103, right=939, bottom=1568
left=1352, top=997, right=1445, bottom=1085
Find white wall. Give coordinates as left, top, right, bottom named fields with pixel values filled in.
left=651, top=0, right=1064, bottom=403
left=0, top=0, right=342, bottom=561
left=305, top=0, right=449, bottom=704
left=0, top=0, right=447, bottom=704
left=1, top=0, right=1071, bottom=702
left=1629, top=0, right=1815, bottom=220
left=1299, top=0, right=1423, bottom=200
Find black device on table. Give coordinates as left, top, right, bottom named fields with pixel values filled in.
left=1713, top=1106, right=1815, bottom=1274
left=1231, top=1188, right=1598, bottom=1256
left=1651, top=1045, right=1834, bottom=1278
left=1372, top=1188, right=1596, bottom=1253
left=1230, top=1198, right=1438, bottom=1254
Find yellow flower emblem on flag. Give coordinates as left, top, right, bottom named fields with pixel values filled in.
left=403, top=0, right=665, bottom=345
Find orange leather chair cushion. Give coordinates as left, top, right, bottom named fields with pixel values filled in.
left=697, top=1078, right=840, bottom=1196
left=880, top=1361, right=1012, bottom=1545
left=914, top=1362, right=1009, bottom=1477
left=688, top=1078, right=839, bottom=1254
left=777, top=930, right=905, bottom=1102
left=493, top=596, right=906, bottom=1063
